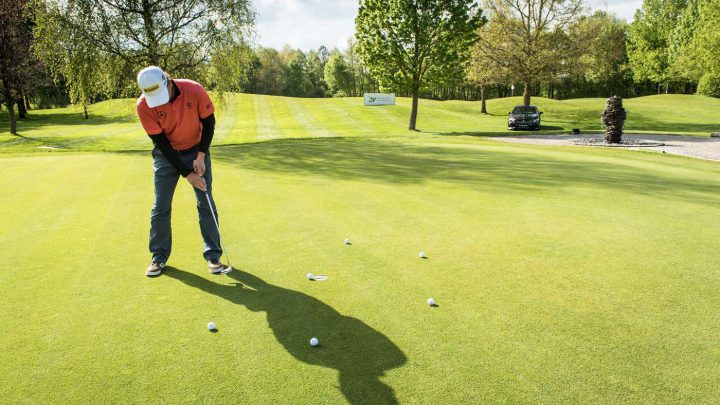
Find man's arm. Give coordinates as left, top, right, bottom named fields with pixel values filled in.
left=149, top=133, right=193, bottom=177
left=198, top=113, right=215, bottom=154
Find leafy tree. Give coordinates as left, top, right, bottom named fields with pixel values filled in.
left=569, top=11, right=631, bottom=96
left=35, top=0, right=253, bottom=81
left=344, top=38, right=377, bottom=96
left=250, top=47, right=286, bottom=96
left=305, top=49, right=329, bottom=97
left=356, top=0, right=485, bottom=130
left=687, top=0, right=720, bottom=96
left=1, top=0, right=42, bottom=133
left=32, top=0, right=108, bottom=119
left=281, top=47, right=314, bottom=97
left=204, top=41, right=255, bottom=93
left=697, top=72, right=720, bottom=98
left=477, top=0, right=585, bottom=107
left=324, top=51, right=354, bottom=96
left=627, top=0, right=687, bottom=93
left=468, top=20, right=510, bottom=113
left=666, top=0, right=701, bottom=83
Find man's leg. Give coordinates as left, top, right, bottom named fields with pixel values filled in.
left=189, top=152, right=223, bottom=262
left=149, top=149, right=180, bottom=264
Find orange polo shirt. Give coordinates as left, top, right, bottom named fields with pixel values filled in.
left=136, top=79, right=215, bottom=151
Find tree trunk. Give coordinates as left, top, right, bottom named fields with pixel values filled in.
left=480, top=85, right=487, bottom=114
left=83, top=104, right=89, bottom=119
left=5, top=100, right=17, bottom=134
left=523, top=82, right=531, bottom=106
left=142, top=0, right=159, bottom=65
left=25, top=95, right=31, bottom=110
left=16, top=97, right=27, bottom=119
left=409, top=85, right=419, bottom=131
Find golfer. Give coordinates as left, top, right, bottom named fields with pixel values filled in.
left=136, top=66, right=230, bottom=276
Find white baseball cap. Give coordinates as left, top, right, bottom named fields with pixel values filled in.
left=137, top=66, right=170, bottom=107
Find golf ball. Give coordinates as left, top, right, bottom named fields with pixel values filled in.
left=344, top=239, right=351, bottom=245
left=419, top=251, right=427, bottom=258
left=307, top=273, right=314, bottom=280
left=427, top=298, right=436, bottom=306
left=310, top=337, right=319, bottom=347
left=208, top=322, right=216, bottom=330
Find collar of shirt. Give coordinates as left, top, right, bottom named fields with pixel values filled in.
left=169, top=80, right=182, bottom=103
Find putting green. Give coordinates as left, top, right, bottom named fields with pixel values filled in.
left=1, top=136, right=719, bottom=403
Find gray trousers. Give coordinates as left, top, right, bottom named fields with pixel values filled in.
left=149, top=148, right=222, bottom=264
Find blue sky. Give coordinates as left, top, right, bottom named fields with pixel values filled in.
left=253, top=0, right=643, bottom=51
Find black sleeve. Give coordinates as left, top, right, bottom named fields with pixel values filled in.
left=148, top=133, right=194, bottom=177
left=198, top=113, right=215, bottom=153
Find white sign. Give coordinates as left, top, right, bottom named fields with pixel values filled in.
left=364, top=93, right=396, bottom=106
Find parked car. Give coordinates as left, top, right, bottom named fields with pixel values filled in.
left=508, top=105, right=542, bottom=130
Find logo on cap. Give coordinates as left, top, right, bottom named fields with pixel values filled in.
left=143, top=83, right=160, bottom=94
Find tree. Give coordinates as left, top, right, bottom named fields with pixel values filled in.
left=569, top=11, right=631, bottom=96
left=324, top=51, right=353, bottom=96
left=476, top=0, right=585, bottom=107
left=468, top=20, right=510, bottom=113
left=685, top=0, right=720, bottom=96
left=204, top=41, right=255, bottom=93
left=305, top=49, right=329, bottom=97
left=627, top=0, right=687, bottom=93
left=356, top=0, right=485, bottom=130
left=32, top=0, right=108, bottom=119
left=344, top=38, right=377, bottom=96
left=250, top=47, right=286, bottom=96
left=1, top=0, right=40, bottom=133
left=281, top=47, right=313, bottom=97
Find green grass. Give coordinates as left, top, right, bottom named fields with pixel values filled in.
left=2, top=94, right=720, bottom=154
left=1, top=94, right=719, bottom=403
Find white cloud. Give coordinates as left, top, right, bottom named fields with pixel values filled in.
left=588, top=0, right=643, bottom=21
left=253, top=0, right=358, bottom=51
left=251, top=0, right=643, bottom=51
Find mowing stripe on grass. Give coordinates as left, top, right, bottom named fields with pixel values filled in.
left=253, top=95, right=284, bottom=140
left=283, top=97, right=335, bottom=138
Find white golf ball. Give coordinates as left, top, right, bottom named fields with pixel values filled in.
left=419, top=251, right=427, bottom=258
left=344, top=239, right=351, bottom=245
left=307, top=273, right=314, bottom=280
left=310, top=337, right=319, bottom=347
left=208, top=322, right=216, bottom=330
left=427, top=298, right=436, bottom=306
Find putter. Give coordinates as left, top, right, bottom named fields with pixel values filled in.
left=203, top=181, right=232, bottom=274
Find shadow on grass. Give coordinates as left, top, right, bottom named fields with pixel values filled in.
left=206, top=137, right=720, bottom=207
left=164, top=267, right=407, bottom=404
left=0, top=112, right=135, bottom=131
left=437, top=125, right=567, bottom=137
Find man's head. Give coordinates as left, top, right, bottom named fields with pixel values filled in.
left=137, top=66, right=172, bottom=107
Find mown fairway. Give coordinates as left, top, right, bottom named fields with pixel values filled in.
left=0, top=95, right=719, bottom=403
left=2, top=94, right=720, bottom=153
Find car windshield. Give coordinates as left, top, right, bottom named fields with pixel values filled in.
left=512, top=107, right=538, bottom=114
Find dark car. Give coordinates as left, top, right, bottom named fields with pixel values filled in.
left=508, top=105, right=542, bottom=130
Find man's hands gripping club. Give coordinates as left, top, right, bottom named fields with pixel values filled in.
left=187, top=152, right=207, bottom=191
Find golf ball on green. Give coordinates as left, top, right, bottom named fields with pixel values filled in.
left=419, top=251, right=427, bottom=258
left=310, top=337, right=319, bottom=347
left=208, top=322, right=216, bottom=330
left=344, top=239, right=351, bottom=245
left=427, top=298, right=436, bottom=306
left=307, top=273, right=314, bottom=280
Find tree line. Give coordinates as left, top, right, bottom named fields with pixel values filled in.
left=1, top=0, right=719, bottom=133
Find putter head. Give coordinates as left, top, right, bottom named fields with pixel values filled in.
left=221, top=266, right=233, bottom=274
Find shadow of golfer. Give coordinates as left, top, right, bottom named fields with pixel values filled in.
left=164, top=267, right=407, bottom=404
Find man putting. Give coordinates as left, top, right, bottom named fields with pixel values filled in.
left=136, top=66, right=230, bottom=276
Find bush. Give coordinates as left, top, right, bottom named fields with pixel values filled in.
left=697, top=72, right=720, bottom=98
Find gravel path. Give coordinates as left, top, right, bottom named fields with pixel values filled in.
left=492, top=133, right=720, bottom=161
